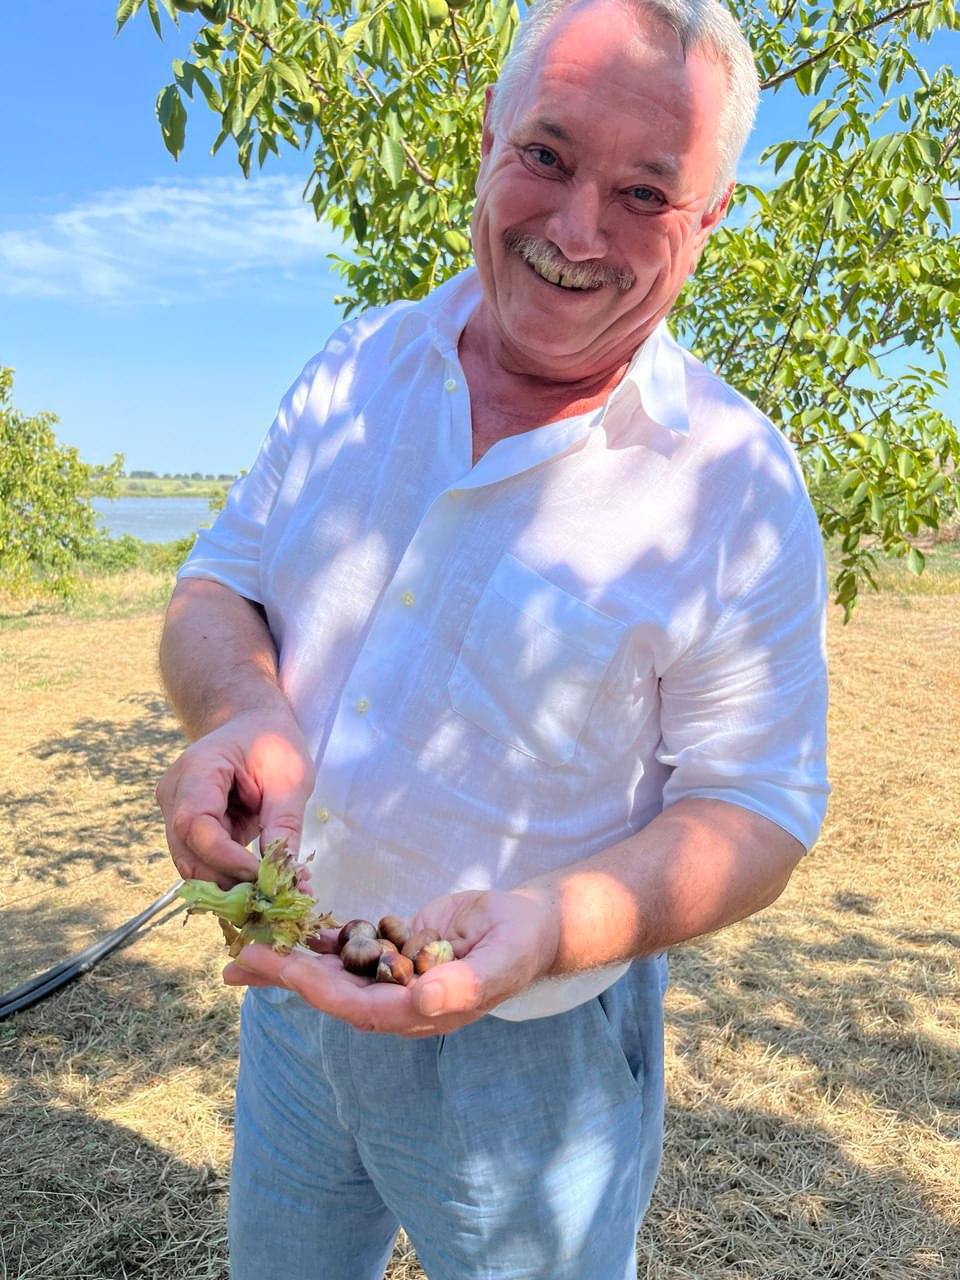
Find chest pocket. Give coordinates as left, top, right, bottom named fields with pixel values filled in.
left=448, top=554, right=626, bottom=767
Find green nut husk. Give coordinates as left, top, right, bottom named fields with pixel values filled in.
left=178, top=837, right=338, bottom=958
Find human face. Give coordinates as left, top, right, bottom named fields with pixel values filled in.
left=470, top=0, right=732, bottom=382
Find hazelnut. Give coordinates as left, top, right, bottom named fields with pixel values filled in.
left=377, top=938, right=398, bottom=955
left=401, top=927, right=441, bottom=960
left=337, top=919, right=378, bottom=953
left=413, top=938, right=455, bottom=974
left=340, top=935, right=382, bottom=977
left=376, top=951, right=414, bottom=986
left=378, top=914, right=412, bottom=950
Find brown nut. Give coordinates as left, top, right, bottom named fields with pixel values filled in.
left=377, top=938, right=399, bottom=955
left=340, top=935, right=382, bottom=977
left=401, top=927, right=441, bottom=960
left=376, top=951, right=414, bottom=986
left=413, top=938, right=455, bottom=974
left=337, top=919, right=378, bottom=953
left=378, top=915, right=412, bottom=950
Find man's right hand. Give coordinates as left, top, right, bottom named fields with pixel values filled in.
left=156, top=709, right=315, bottom=890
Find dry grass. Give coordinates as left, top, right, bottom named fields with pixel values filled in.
left=1, top=583, right=958, bottom=1279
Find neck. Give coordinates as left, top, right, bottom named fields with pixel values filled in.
left=460, top=302, right=647, bottom=402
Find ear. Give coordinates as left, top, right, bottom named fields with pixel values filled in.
left=690, top=180, right=734, bottom=264
left=481, top=84, right=497, bottom=159
left=703, top=181, right=734, bottom=234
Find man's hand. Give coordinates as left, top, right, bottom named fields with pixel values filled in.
left=221, top=887, right=562, bottom=1037
left=156, top=709, right=315, bottom=890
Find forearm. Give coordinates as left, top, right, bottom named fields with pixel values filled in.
left=159, top=577, right=294, bottom=740
left=518, top=797, right=805, bottom=976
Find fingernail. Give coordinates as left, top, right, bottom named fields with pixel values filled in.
left=418, top=983, right=444, bottom=1017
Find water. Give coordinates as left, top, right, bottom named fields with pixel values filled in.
left=92, top=496, right=214, bottom=544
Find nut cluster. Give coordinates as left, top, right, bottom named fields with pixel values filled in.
left=337, top=917, right=455, bottom=986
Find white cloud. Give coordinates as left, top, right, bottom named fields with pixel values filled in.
left=0, top=176, right=346, bottom=305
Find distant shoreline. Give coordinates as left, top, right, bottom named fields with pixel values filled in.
left=113, top=479, right=234, bottom=500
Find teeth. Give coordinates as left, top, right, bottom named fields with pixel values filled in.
left=526, top=257, right=588, bottom=289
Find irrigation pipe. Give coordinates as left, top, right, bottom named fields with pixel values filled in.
left=0, top=882, right=184, bottom=1022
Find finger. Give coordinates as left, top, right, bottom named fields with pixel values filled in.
left=410, top=935, right=529, bottom=1019
left=304, top=928, right=340, bottom=955
left=252, top=734, right=314, bottom=852
left=159, top=803, right=231, bottom=888
left=222, top=968, right=276, bottom=989
left=169, top=770, right=260, bottom=881
left=185, top=814, right=260, bottom=881
left=231, top=946, right=436, bottom=1034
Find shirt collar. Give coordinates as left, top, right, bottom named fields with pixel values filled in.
left=411, top=267, right=690, bottom=437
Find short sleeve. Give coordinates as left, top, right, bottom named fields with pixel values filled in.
left=657, top=502, right=830, bottom=852
left=176, top=337, right=344, bottom=603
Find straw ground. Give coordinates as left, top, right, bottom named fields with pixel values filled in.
left=1, top=572, right=957, bottom=1278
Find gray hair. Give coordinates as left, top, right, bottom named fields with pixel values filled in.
left=490, top=0, right=760, bottom=208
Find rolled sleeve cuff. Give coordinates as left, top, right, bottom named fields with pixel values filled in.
left=176, top=528, right=264, bottom=605
left=660, top=779, right=830, bottom=853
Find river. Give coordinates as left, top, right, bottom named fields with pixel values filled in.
left=92, top=496, right=214, bottom=544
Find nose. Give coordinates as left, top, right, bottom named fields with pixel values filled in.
left=544, top=181, right=608, bottom=262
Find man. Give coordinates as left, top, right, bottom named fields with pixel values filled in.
left=156, top=0, right=830, bottom=1276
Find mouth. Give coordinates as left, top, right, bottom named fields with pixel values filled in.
left=519, top=254, right=604, bottom=293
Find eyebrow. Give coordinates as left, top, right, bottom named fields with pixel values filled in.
left=528, top=117, right=681, bottom=183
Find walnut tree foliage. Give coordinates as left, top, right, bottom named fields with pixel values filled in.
left=117, top=0, right=960, bottom=617
left=0, top=368, right=123, bottom=596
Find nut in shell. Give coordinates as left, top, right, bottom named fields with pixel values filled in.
left=337, top=919, right=378, bottom=953
left=378, top=915, right=412, bottom=950
left=376, top=951, right=414, bottom=986
left=413, top=938, right=455, bottom=974
left=340, top=935, right=382, bottom=977
left=401, top=927, right=441, bottom=960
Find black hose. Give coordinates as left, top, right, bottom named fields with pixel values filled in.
left=0, top=882, right=184, bottom=1022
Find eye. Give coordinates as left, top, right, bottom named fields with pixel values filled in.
left=523, top=145, right=562, bottom=172
left=625, top=186, right=666, bottom=210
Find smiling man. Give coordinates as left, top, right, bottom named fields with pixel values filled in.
left=155, top=1, right=830, bottom=1277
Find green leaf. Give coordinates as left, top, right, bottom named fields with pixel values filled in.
left=115, top=0, right=145, bottom=33
left=146, top=0, right=162, bottom=39
left=380, top=135, right=405, bottom=187
left=906, top=546, right=925, bottom=575
left=155, top=84, right=187, bottom=158
left=272, top=56, right=311, bottom=101
left=350, top=199, right=368, bottom=243
left=897, top=451, right=915, bottom=480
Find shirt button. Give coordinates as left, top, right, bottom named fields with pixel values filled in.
left=444, top=377, right=457, bottom=392
left=316, top=806, right=330, bottom=824
left=401, top=591, right=415, bottom=606
left=355, top=696, right=370, bottom=714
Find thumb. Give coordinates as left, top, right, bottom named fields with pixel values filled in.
left=258, top=790, right=306, bottom=853
left=412, top=944, right=517, bottom=1019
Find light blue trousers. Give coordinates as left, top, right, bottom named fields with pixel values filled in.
left=228, top=954, right=667, bottom=1280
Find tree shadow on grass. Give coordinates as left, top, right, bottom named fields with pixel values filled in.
left=3, top=693, right=183, bottom=884
left=31, top=694, right=183, bottom=789
left=0, top=920, right=234, bottom=1279
left=638, top=912, right=960, bottom=1278
left=1, top=895, right=957, bottom=1280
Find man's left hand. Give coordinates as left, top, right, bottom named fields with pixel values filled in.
left=221, top=887, right=561, bottom=1036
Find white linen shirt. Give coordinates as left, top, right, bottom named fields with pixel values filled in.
left=179, top=267, right=830, bottom=1021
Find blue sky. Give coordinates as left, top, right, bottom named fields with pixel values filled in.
left=1, top=4, right=956, bottom=474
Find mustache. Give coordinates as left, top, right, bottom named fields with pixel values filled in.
left=504, top=230, right=635, bottom=292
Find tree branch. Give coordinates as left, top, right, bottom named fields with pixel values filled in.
left=448, top=12, right=472, bottom=92
left=349, top=64, right=439, bottom=188
left=760, top=0, right=932, bottom=92
left=227, top=9, right=329, bottom=102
